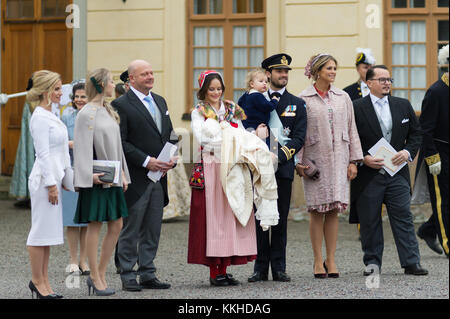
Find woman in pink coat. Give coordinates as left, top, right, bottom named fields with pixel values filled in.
left=296, top=54, right=363, bottom=278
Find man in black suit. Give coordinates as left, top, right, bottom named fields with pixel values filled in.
left=113, top=60, right=178, bottom=291
left=413, top=46, right=449, bottom=257
left=248, top=53, right=307, bottom=283
left=350, top=65, right=428, bottom=276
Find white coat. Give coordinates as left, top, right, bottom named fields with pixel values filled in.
left=27, top=106, right=71, bottom=246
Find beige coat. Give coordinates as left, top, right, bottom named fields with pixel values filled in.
left=297, top=85, right=363, bottom=208
left=73, top=103, right=130, bottom=188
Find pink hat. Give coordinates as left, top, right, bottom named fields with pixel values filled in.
left=198, top=70, right=223, bottom=89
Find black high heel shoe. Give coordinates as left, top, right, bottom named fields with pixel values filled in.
left=323, top=261, right=339, bottom=278
left=29, top=281, right=60, bottom=299
left=314, top=265, right=327, bottom=279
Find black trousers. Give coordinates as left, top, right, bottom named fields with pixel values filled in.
left=419, top=146, right=449, bottom=256
left=254, top=177, right=292, bottom=275
left=356, top=172, right=420, bottom=268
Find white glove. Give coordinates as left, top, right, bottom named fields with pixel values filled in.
left=429, top=161, right=441, bottom=176
left=0, top=93, right=9, bottom=105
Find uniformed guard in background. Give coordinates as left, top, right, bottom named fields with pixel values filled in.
left=344, top=48, right=376, bottom=101
left=412, top=44, right=449, bottom=258
left=248, top=53, right=307, bottom=283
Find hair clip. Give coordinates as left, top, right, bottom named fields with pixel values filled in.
left=90, top=77, right=103, bottom=94
left=26, top=78, right=34, bottom=91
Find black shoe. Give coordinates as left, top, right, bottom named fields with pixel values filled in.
left=122, top=279, right=142, bottom=292
left=140, top=278, right=171, bottom=289
left=28, top=281, right=60, bottom=299
left=363, top=264, right=381, bottom=276
left=404, top=263, right=428, bottom=276
left=224, top=273, right=240, bottom=286
left=210, top=275, right=229, bottom=287
left=417, top=231, right=443, bottom=255
left=248, top=271, right=268, bottom=283
left=272, top=271, right=291, bottom=282
left=323, top=261, right=339, bottom=278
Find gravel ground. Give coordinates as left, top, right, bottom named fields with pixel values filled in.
left=0, top=198, right=447, bottom=301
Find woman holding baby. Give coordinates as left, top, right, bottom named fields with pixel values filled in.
left=187, top=70, right=271, bottom=287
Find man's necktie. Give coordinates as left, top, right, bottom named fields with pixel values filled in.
left=143, top=95, right=156, bottom=119
left=376, top=99, right=391, bottom=130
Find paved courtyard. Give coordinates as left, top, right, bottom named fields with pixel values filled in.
left=0, top=198, right=448, bottom=301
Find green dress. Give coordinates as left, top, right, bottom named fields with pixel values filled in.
left=74, top=185, right=128, bottom=223
left=9, top=103, right=35, bottom=199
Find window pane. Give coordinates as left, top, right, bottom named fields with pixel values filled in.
left=234, top=69, right=248, bottom=88
left=392, top=21, right=408, bottom=42
left=410, top=67, right=426, bottom=88
left=392, top=45, right=408, bottom=65
left=233, top=0, right=247, bottom=13
left=410, top=90, right=426, bottom=111
left=438, top=0, right=449, bottom=7
left=209, top=49, right=223, bottom=67
left=194, top=0, right=207, bottom=14
left=410, top=0, right=425, bottom=7
left=392, top=90, right=409, bottom=99
left=392, top=0, right=407, bottom=8
left=250, top=48, right=264, bottom=67
left=209, top=0, right=222, bottom=14
left=410, top=21, right=426, bottom=42
left=250, top=0, right=264, bottom=13
left=194, top=28, right=208, bottom=46
left=234, top=49, right=248, bottom=67
left=410, top=44, right=426, bottom=65
left=42, top=0, right=69, bottom=17
left=6, top=0, right=34, bottom=18
left=233, top=27, right=248, bottom=46
left=250, top=26, right=264, bottom=45
left=438, top=20, right=449, bottom=41
left=209, top=27, right=223, bottom=46
left=194, top=49, right=208, bottom=67
left=392, top=67, right=409, bottom=88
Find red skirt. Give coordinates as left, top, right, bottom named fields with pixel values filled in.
left=187, top=187, right=256, bottom=266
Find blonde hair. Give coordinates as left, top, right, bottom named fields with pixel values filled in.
left=86, top=68, right=120, bottom=124
left=245, top=68, right=267, bottom=91
left=26, top=70, right=61, bottom=107
left=307, top=54, right=338, bottom=81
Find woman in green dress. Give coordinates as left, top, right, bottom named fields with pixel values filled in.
left=73, top=68, right=130, bottom=296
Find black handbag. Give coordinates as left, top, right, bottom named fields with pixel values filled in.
left=93, top=165, right=116, bottom=183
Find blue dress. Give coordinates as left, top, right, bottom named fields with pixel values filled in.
left=61, top=108, right=86, bottom=227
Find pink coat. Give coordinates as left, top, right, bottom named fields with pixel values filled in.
left=297, top=85, right=363, bottom=209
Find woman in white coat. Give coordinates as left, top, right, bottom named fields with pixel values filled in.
left=26, top=70, right=71, bottom=299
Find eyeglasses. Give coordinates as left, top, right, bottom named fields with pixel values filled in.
left=369, top=77, right=394, bottom=84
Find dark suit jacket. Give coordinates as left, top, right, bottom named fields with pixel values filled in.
left=349, top=95, right=422, bottom=223
left=112, top=89, right=178, bottom=208
left=269, top=90, right=307, bottom=180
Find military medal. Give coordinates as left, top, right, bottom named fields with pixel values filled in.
left=283, top=127, right=291, bottom=137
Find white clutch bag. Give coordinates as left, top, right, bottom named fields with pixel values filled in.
left=62, top=167, right=75, bottom=192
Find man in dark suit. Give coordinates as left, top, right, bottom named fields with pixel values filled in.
left=343, top=48, right=375, bottom=101
left=113, top=60, right=178, bottom=291
left=350, top=65, right=428, bottom=276
left=248, top=53, right=307, bottom=283
left=413, top=46, right=449, bottom=257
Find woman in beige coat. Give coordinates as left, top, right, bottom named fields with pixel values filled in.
left=73, top=68, right=130, bottom=296
left=297, top=54, right=363, bottom=278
